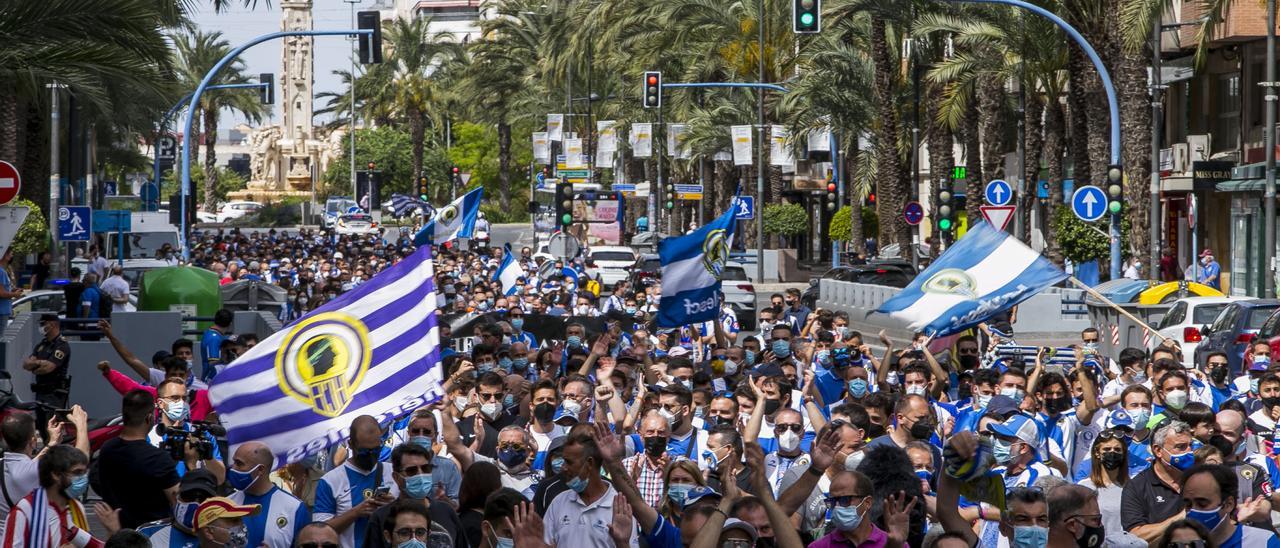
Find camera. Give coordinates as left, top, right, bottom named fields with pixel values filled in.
left=157, top=422, right=225, bottom=462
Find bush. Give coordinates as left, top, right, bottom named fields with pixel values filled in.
left=1049, top=205, right=1130, bottom=263
left=827, top=205, right=877, bottom=241
left=480, top=202, right=528, bottom=224
left=763, top=203, right=808, bottom=236
left=11, top=199, right=47, bottom=257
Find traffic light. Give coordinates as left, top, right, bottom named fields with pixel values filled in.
left=642, top=71, right=662, bottom=109
left=555, top=183, right=574, bottom=227
left=793, top=0, right=821, bottom=33
left=864, top=192, right=876, bottom=207
left=936, top=180, right=955, bottom=232
left=665, top=186, right=675, bottom=209
left=357, top=11, right=383, bottom=64
left=258, top=73, right=274, bottom=105
left=417, top=176, right=428, bottom=200
left=1106, top=164, right=1123, bottom=214
left=825, top=182, right=838, bottom=211
left=451, top=166, right=461, bottom=187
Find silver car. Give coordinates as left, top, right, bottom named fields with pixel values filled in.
left=721, top=262, right=757, bottom=331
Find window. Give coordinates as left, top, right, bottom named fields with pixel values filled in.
left=1209, top=305, right=1237, bottom=334
left=1214, top=73, right=1241, bottom=152
left=1192, top=303, right=1229, bottom=325
left=1159, top=302, right=1186, bottom=329
left=1246, top=306, right=1279, bottom=330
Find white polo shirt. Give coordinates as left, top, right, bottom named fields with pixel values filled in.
left=542, top=483, right=638, bottom=548
left=0, top=451, right=39, bottom=539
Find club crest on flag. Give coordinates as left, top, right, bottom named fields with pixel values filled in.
left=701, top=229, right=729, bottom=278
left=922, top=269, right=979, bottom=300
left=275, top=312, right=372, bottom=417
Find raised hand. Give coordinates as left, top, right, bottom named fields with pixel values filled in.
left=809, top=426, right=841, bottom=472
left=609, top=494, right=634, bottom=546
left=504, top=501, right=549, bottom=548
left=883, top=491, right=919, bottom=545
left=593, top=421, right=624, bottom=464
left=92, top=502, right=121, bottom=536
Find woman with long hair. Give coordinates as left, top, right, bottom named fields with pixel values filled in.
left=659, top=460, right=707, bottom=526
left=1156, top=519, right=1215, bottom=548
left=1079, top=429, right=1127, bottom=536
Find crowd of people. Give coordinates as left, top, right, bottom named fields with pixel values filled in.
left=7, top=226, right=1280, bottom=548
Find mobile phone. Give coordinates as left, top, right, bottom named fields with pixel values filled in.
left=54, top=409, right=72, bottom=421
left=374, top=485, right=391, bottom=497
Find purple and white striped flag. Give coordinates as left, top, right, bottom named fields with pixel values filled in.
left=209, top=245, right=444, bottom=465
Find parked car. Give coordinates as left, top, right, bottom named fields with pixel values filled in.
left=216, top=201, right=263, bottom=223
left=1148, top=296, right=1247, bottom=367
left=323, top=197, right=359, bottom=228
left=800, top=264, right=915, bottom=309
left=1194, top=299, right=1280, bottom=375
left=334, top=213, right=378, bottom=235
left=587, top=246, right=637, bottom=288
left=722, top=262, right=757, bottom=331
left=629, top=254, right=662, bottom=289
left=13, top=289, right=137, bottom=317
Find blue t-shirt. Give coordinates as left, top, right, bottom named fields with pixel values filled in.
left=200, top=328, right=224, bottom=382
left=0, top=268, right=12, bottom=316
left=643, top=514, right=683, bottom=548
left=79, top=284, right=100, bottom=318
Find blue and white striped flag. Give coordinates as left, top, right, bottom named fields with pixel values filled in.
left=875, top=222, right=1067, bottom=336
left=413, top=187, right=482, bottom=246
left=493, top=244, right=523, bottom=296
left=389, top=193, right=430, bottom=218
left=209, top=246, right=445, bottom=465
left=656, top=200, right=738, bottom=328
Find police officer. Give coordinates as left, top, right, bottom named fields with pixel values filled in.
left=22, top=314, right=70, bottom=441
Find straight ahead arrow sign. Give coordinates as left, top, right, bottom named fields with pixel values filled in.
left=980, top=205, right=1016, bottom=232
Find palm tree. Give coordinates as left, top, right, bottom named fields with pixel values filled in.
left=173, top=30, right=266, bottom=212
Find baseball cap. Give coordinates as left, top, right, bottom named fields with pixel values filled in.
left=1104, top=409, right=1134, bottom=431
left=38, top=313, right=58, bottom=323
left=553, top=405, right=580, bottom=426
left=1199, top=248, right=1214, bottom=258
left=981, top=395, right=1020, bottom=420
left=987, top=414, right=1042, bottom=448
left=194, top=497, right=260, bottom=530
left=179, top=469, right=218, bottom=498
left=682, top=486, right=722, bottom=509
left=720, top=518, right=759, bottom=544
left=667, top=346, right=691, bottom=358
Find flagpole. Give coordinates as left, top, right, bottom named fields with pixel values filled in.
left=1067, top=276, right=1169, bottom=343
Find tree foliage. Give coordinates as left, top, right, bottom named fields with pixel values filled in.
left=11, top=199, right=46, bottom=258
left=827, top=205, right=878, bottom=242
left=763, top=203, right=808, bottom=236
left=1049, top=206, right=1131, bottom=264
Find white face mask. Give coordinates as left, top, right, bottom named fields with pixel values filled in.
left=905, top=384, right=928, bottom=397
left=562, top=399, right=583, bottom=416
left=1164, top=389, right=1189, bottom=410
left=778, top=430, right=801, bottom=452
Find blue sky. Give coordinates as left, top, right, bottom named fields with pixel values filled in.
left=191, top=1, right=365, bottom=126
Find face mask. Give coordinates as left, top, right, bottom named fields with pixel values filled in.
left=567, top=336, right=583, bottom=348
left=744, top=350, right=756, bottom=366
left=498, top=357, right=513, bottom=373
left=915, top=469, right=933, bottom=483
left=409, top=435, right=433, bottom=452
left=667, top=484, right=693, bottom=506
left=778, top=430, right=801, bottom=452
left=815, top=350, right=831, bottom=366
left=221, top=526, right=250, bottom=548
left=959, top=355, right=980, bottom=370
left=1012, top=526, right=1049, bottom=548
left=844, top=450, right=865, bottom=471
left=1099, top=451, right=1125, bottom=470
left=511, top=318, right=524, bottom=330
left=1186, top=504, right=1226, bottom=532
left=830, top=501, right=864, bottom=531
left=625, top=306, right=638, bottom=315
left=977, top=393, right=993, bottom=409
left=1209, top=367, right=1229, bottom=383
left=1000, top=387, right=1025, bottom=402
left=1164, top=389, right=1189, bottom=410
left=512, top=357, right=529, bottom=371
left=477, top=362, right=496, bottom=374
left=848, top=379, right=868, bottom=398
left=762, top=399, right=782, bottom=416
left=173, top=501, right=199, bottom=531
left=1264, top=397, right=1280, bottom=410
left=723, top=359, right=739, bottom=376
left=481, top=402, right=502, bottom=420
left=352, top=447, right=379, bottom=472
left=404, top=473, right=434, bottom=499
left=567, top=473, right=589, bottom=493
left=533, top=402, right=556, bottom=423
left=397, top=540, right=426, bottom=548
left=680, top=379, right=693, bottom=391
left=66, top=473, right=89, bottom=498
left=454, top=396, right=469, bottom=412
left=864, top=423, right=886, bottom=439
left=885, top=371, right=899, bottom=386
left=562, top=399, right=583, bottom=417
left=658, top=408, right=683, bottom=430
left=905, top=384, right=928, bottom=397
left=227, top=464, right=261, bottom=491
left=550, top=456, right=565, bottom=475
left=498, top=447, right=528, bottom=468
left=1043, top=395, right=1072, bottom=415
left=1165, top=450, right=1195, bottom=471
left=164, top=400, right=189, bottom=422
left=992, top=438, right=1018, bottom=464
left=1125, top=408, right=1150, bottom=428
left=908, top=417, right=935, bottom=440
left=1133, top=370, right=1148, bottom=384
left=644, top=436, right=668, bottom=458
left=702, top=449, right=725, bottom=471
left=771, top=340, right=792, bottom=358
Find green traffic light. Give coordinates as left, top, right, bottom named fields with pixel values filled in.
left=800, top=12, right=815, bottom=25
left=938, top=218, right=952, bottom=230
left=1109, top=201, right=1122, bottom=214
left=561, top=213, right=572, bottom=225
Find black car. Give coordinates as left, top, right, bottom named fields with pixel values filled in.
left=629, top=253, right=662, bottom=289
left=800, top=264, right=914, bottom=309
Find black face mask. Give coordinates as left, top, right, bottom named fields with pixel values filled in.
left=908, top=418, right=936, bottom=440
left=1209, top=367, right=1229, bottom=384
left=865, top=422, right=887, bottom=439
left=1099, top=451, right=1124, bottom=471
left=1044, top=395, right=1073, bottom=415
left=1264, top=397, right=1280, bottom=410
left=533, top=402, right=556, bottom=423
left=959, top=355, right=980, bottom=370
left=352, top=448, right=379, bottom=472
left=643, top=436, right=668, bottom=458
left=763, top=399, right=782, bottom=416
left=1075, top=521, right=1105, bottom=548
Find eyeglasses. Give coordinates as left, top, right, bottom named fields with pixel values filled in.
left=774, top=423, right=803, bottom=433
left=1097, top=429, right=1131, bottom=441
left=823, top=495, right=867, bottom=510
left=957, top=348, right=980, bottom=356
left=394, top=528, right=430, bottom=539
left=1168, top=542, right=1207, bottom=548
left=478, top=391, right=503, bottom=402
left=400, top=464, right=432, bottom=476
left=298, top=543, right=340, bottom=548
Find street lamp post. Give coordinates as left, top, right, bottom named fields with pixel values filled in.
left=346, top=0, right=360, bottom=198
left=153, top=83, right=271, bottom=191
left=1265, top=0, right=1277, bottom=296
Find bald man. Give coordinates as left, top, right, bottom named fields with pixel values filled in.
left=228, top=441, right=311, bottom=548
left=295, top=522, right=341, bottom=547
left=315, top=415, right=399, bottom=548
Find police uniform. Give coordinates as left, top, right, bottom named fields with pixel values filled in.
left=28, top=316, right=70, bottom=435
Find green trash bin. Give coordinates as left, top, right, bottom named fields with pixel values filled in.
left=137, top=266, right=222, bottom=336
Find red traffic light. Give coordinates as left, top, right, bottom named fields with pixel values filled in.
left=827, top=183, right=836, bottom=192
left=452, top=167, right=460, bottom=174
left=647, top=75, right=658, bottom=85
left=868, top=193, right=876, bottom=204
left=367, top=162, right=375, bottom=170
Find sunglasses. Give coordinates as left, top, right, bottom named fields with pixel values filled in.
left=774, top=424, right=803, bottom=433
left=299, top=543, right=339, bottom=548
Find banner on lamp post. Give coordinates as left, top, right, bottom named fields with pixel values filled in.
left=632, top=123, right=653, bottom=158
left=547, top=114, right=564, bottom=141
left=731, top=125, right=753, bottom=166
left=807, top=127, right=831, bottom=152
left=667, top=124, right=692, bottom=160
left=771, top=126, right=795, bottom=167
left=564, top=138, right=585, bottom=168
left=532, top=132, right=550, bottom=163
left=598, top=121, right=617, bottom=153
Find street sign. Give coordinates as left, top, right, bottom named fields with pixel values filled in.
left=984, top=179, right=1012, bottom=206
left=92, top=210, right=132, bottom=233
left=0, top=160, right=21, bottom=206
left=735, top=196, right=755, bottom=220
left=980, top=205, right=1016, bottom=232
left=57, top=206, right=91, bottom=241
left=157, top=136, right=177, bottom=161
left=0, top=207, right=30, bottom=258
left=548, top=232, right=581, bottom=259
left=140, top=182, right=159, bottom=211
left=1071, top=186, right=1108, bottom=222
left=558, top=169, right=592, bottom=178
left=903, top=201, right=924, bottom=225
left=536, top=171, right=546, bottom=186
left=674, top=184, right=703, bottom=200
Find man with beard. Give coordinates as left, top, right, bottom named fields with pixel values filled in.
left=863, top=394, right=942, bottom=470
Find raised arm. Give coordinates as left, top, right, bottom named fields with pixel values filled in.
left=594, top=423, right=660, bottom=532
left=438, top=402, right=475, bottom=471
left=743, top=376, right=767, bottom=444
left=98, top=321, right=151, bottom=380
left=920, top=345, right=950, bottom=400
left=744, top=444, right=804, bottom=548
left=1073, top=349, right=1101, bottom=424
left=777, top=427, right=838, bottom=516
left=936, top=434, right=979, bottom=545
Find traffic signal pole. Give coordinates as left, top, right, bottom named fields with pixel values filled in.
left=179, top=28, right=375, bottom=261
left=154, top=82, right=270, bottom=191
left=945, top=0, right=1122, bottom=278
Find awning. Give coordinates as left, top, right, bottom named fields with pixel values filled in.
left=1160, top=176, right=1194, bottom=192
left=1216, top=179, right=1266, bottom=192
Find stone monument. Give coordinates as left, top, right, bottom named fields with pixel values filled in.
left=233, top=0, right=325, bottom=202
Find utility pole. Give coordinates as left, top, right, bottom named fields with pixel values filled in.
left=755, top=0, right=766, bottom=282
left=346, top=0, right=359, bottom=197
left=48, top=83, right=62, bottom=277
left=1265, top=0, right=1277, bottom=296
left=1151, top=15, right=1165, bottom=282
